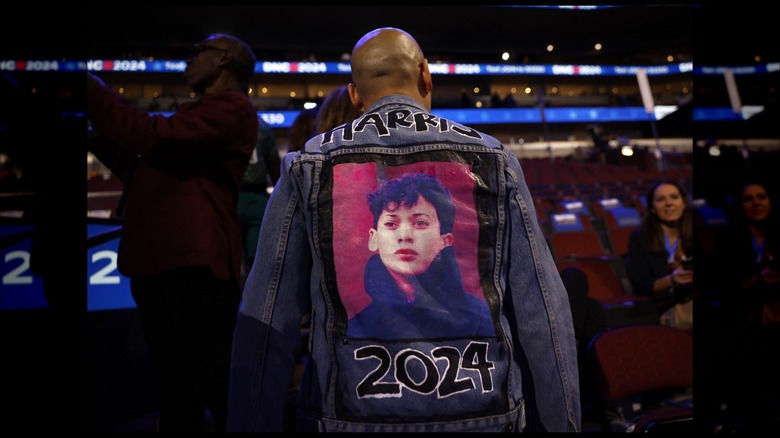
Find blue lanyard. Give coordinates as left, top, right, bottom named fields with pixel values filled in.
left=752, top=235, right=766, bottom=263
left=665, top=236, right=679, bottom=263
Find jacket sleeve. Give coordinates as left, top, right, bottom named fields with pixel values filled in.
left=88, top=76, right=256, bottom=161
left=502, top=150, right=581, bottom=432
left=227, top=153, right=312, bottom=432
left=87, top=133, right=137, bottom=183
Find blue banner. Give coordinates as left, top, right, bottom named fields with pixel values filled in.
left=0, top=224, right=46, bottom=310
left=5, top=58, right=777, bottom=76
left=87, top=223, right=134, bottom=311
left=0, top=59, right=709, bottom=76
left=76, top=106, right=756, bottom=126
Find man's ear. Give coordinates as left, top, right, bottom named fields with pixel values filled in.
left=420, top=59, right=432, bottom=95
left=348, top=83, right=364, bottom=112
left=216, top=49, right=234, bottom=68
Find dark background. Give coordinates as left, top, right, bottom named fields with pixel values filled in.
left=0, top=4, right=776, bottom=433
left=84, top=5, right=693, bottom=65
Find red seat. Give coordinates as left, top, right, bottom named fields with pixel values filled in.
left=592, top=197, right=623, bottom=219
left=586, top=324, right=693, bottom=432
left=549, top=230, right=608, bottom=260
left=556, top=257, right=648, bottom=307
left=603, top=206, right=641, bottom=230
left=606, top=226, right=636, bottom=258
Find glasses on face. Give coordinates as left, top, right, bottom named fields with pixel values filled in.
left=190, top=44, right=231, bottom=58
left=189, top=44, right=253, bottom=69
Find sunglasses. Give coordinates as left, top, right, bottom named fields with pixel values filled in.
left=190, top=43, right=254, bottom=70
left=191, top=44, right=232, bottom=57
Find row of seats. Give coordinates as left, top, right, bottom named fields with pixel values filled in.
left=520, top=157, right=692, bottom=188
left=525, top=160, right=697, bottom=432
left=536, top=193, right=646, bottom=262
left=533, top=187, right=659, bottom=329
left=543, top=179, right=694, bottom=431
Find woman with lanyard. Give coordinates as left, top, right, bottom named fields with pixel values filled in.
left=724, top=181, right=780, bottom=289
left=626, top=179, right=694, bottom=329
left=709, top=179, right=780, bottom=431
left=713, top=179, right=780, bottom=327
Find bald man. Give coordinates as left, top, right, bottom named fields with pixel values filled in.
left=228, top=28, right=580, bottom=432
left=88, top=33, right=258, bottom=432
left=347, top=27, right=433, bottom=113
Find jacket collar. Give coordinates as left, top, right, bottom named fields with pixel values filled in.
left=365, top=94, right=427, bottom=115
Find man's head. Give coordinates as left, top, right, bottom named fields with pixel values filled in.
left=184, top=33, right=256, bottom=95
left=367, top=173, right=455, bottom=276
left=348, top=27, right=433, bottom=113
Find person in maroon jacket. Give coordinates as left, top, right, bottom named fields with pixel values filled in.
left=87, top=33, right=258, bottom=432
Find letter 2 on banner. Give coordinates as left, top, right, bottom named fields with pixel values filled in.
left=636, top=68, right=655, bottom=115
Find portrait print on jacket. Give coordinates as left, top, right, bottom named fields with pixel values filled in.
left=334, top=166, right=494, bottom=340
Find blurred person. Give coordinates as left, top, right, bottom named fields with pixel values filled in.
left=587, top=124, right=614, bottom=164
left=276, top=86, right=362, bottom=424
left=346, top=172, right=493, bottom=339
left=709, top=179, right=780, bottom=431
left=228, top=27, right=579, bottom=432
left=1, top=73, right=83, bottom=312
left=559, top=266, right=608, bottom=425
left=559, top=267, right=608, bottom=352
left=285, top=85, right=361, bottom=420
left=502, top=92, right=517, bottom=108
left=148, top=95, right=161, bottom=111
left=87, top=32, right=258, bottom=432
left=238, top=116, right=281, bottom=271
left=491, top=91, right=502, bottom=108
left=626, top=180, right=694, bottom=330
left=314, top=85, right=362, bottom=135
left=286, top=107, right=318, bottom=153
left=716, top=180, right=780, bottom=302
left=1, top=69, right=85, bottom=432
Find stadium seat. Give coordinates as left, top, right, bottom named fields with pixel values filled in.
left=549, top=230, right=608, bottom=260
left=586, top=324, right=694, bottom=432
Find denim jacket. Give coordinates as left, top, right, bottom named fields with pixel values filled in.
left=228, top=95, right=581, bottom=432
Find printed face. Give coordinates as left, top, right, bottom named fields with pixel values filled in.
left=741, top=184, right=771, bottom=222
left=368, top=197, right=453, bottom=276
left=651, top=183, right=685, bottom=223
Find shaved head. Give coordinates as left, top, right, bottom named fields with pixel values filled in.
left=205, top=33, right=257, bottom=87
left=349, top=27, right=432, bottom=111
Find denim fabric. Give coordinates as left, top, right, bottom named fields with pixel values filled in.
left=228, top=95, right=580, bottom=432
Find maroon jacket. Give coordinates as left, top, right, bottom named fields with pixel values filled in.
left=88, top=87, right=258, bottom=284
